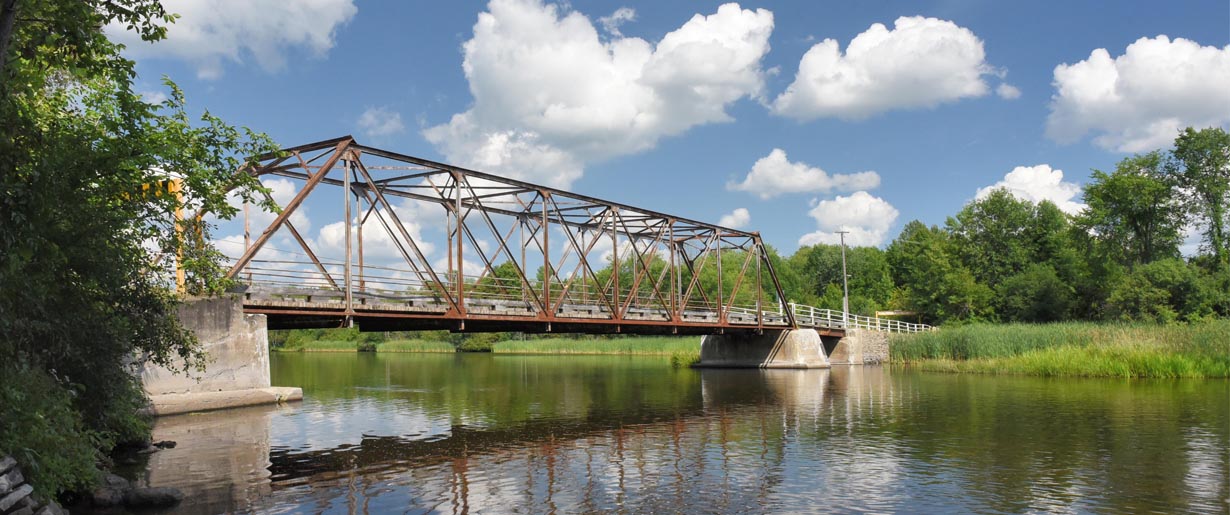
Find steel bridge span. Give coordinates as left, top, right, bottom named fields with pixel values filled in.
left=222, top=137, right=930, bottom=337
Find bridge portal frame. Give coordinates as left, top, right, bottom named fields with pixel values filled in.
left=224, top=136, right=797, bottom=335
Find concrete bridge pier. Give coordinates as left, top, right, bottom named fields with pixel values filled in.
left=140, top=296, right=301, bottom=416
left=696, top=329, right=831, bottom=368
left=825, top=329, right=890, bottom=365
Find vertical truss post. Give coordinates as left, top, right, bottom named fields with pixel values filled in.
left=454, top=172, right=465, bottom=317
left=520, top=215, right=527, bottom=306
left=343, top=157, right=353, bottom=314
left=756, top=238, right=763, bottom=332
left=541, top=192, right=550, bottom=322
left=243, top=199, right=251, bottom=283
left=611, top=207, right=620, bottom=319
left=716, top=233, right=724, bottom=324
left=669, top=221, right=677, bottom=324
left=357, top=187, right=365, bottom=294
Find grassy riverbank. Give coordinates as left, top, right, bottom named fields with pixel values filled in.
left=891, top=321, right=1230, bottom=378
left=272, top=331, right=699, bottom=360
left=276, top=339, right=457, bottom=353
left=491, top=337, right=696, bottom=355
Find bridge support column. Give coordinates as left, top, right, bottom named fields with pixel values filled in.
left=827, top=329, right=890, bottom=365
left=140, top=296, right=301, bottom=416
left=696, top=329, right=830, bottom=369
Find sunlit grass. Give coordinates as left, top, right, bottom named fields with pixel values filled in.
left=493, top=336, right=698, bottom=356
left=892, top=321, right=1230, bottom=378
left=276, top=340, right=363, bottom=352
left=377, top=340, right=457, bottom=353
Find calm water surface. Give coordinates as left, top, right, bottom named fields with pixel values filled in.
left=134, top=353, right=1229, bottom=514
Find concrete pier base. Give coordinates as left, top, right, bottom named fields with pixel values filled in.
left=144, top=387, right=302, bottom=416
left=827, top=329, right=890, bottom=365
left=140, top=296, right=300, bottom=416
left=696, top=329, right=830, bottom=369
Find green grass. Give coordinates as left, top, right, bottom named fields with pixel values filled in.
left=276, top=340, right=368, bottom=352
left=492, top=336, right=698, bottom=356
left=891, top=321, right=1230, bottom=378
left=376, top=340, right=457, bottom=353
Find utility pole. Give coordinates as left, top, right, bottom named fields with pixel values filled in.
left=837, top=230, right=849, bottom=328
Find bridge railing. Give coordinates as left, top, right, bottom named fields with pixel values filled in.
left=786, top=303, right=934, bottom=333
left=233, top=255, right=784, bottom=326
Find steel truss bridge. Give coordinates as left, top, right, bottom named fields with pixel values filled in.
left=223, top=137, right=930, bottom=336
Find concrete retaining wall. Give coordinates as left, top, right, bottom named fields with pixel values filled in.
left=142, top=296, right=271, bottom=395
left=140, top=296, right=299, bottom=415
left=696, top=329, right=830, bottom=369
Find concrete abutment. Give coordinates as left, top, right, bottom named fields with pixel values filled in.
left=696, top=329, right=831, bottom=368
left=140, top=296, right=300, bottom=416
left=696, top=328, right=890, bottom=368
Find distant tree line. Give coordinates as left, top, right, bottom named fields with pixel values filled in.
left=776, top=127, right=1229, bottom=325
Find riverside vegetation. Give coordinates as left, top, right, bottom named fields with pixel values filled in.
left=892, top=321, right=1230, bottom=378
left=270, top=328, right=703, bottom=366
left=1, top=0, right=277, bottom=500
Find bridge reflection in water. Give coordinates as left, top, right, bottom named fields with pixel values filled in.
left=133, top=355, right=1228, bottom=514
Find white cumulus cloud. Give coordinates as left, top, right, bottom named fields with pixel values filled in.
left=718, top=208, right=751, bottom=229
left=728, top=148, right=880, bottom=199
left=106, top=0, right=357, bottom=79
left=599, top=7, right=637, bottom=37
left=356, top=107, right=405, bottom=138
left=772, top=16, right=1001, bottom=120
left=1046, top=35, right=1230, bottom=152
left=996, top=83, right=1021, bottom=100
left=975, top=164, right=1085, bottom=214
left=798, top=191, right=899, bottom=247
left=424, top=0, right=774, bottom=188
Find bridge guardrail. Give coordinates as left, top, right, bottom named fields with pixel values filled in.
left=786, top=303, right=933, bottom=333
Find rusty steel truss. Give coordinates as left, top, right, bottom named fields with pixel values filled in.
left=225, top=136, right=796, bottom=334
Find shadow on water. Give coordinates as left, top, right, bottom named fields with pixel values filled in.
left=134, top=354, right=1229, bottom=514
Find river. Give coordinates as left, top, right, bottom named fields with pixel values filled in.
left=130, top=353, right=1229, bottom=514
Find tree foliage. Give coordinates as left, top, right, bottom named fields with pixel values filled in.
left=1079, top=152, right=1185, bottom=267
left=781, top=129, right=1230, bottom=326
left=0, top=0, right=277, bottom=495
left=1168, top=127, right=1230, bottom=266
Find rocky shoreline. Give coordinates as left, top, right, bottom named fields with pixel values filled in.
left=2, top=442, right=186, bottom=515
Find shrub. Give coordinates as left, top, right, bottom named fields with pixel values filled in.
left=0, top=364, right=103, bottom=496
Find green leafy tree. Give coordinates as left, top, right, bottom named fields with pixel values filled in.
left=1078, top=152, right=1185, bottom=267
left=792, top=244, right=894, bottom=314
left=1168, top=127, right=1230, bottom=267
left=0, top=0, right=277, bottom=495
left=886, top=221, right=993, bottom=324
left=995, top=264, right=1076, bottom=322
left=946, top=189, right=1037, bottom=289
left=1106, top=259, right=1215, bottom=322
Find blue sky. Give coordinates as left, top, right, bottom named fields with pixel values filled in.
left=109, top=0, right=1229, bottom=255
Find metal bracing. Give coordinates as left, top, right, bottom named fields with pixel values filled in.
left=224, top=136, right=797, bottom=334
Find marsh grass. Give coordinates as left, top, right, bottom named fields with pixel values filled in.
left=276, top=339, right=456, bottom=352
left=377, top=340, right=457, bottom=353
left=276, top=340, right=365, bottom=352
left=892, top=321, right=1230, bottom=378
left=493, top=336, right=697, bottom=356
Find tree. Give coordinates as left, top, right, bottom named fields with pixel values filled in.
left=1106, top=259, right=1214, bottom=323
left=946, top=189, right=1037, bottom=289
left=886, top=221, right=993, bottom=324
left=792, top=243, right=894, bottom=314
left=1078, top=152, right=1185, bottom=267
left=0, top=0, right=277, bottom=495
left=996, top=264, right=1075, bottom=322
left=1168, top=127, right=1230, bottom=267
